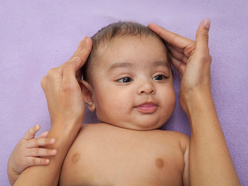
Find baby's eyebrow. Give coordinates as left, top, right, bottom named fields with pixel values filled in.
left=108, top=61, right=169, bottom=72
left=108, top=62, right=133, bottom=71
left=153, top=61, right=170, bottom=68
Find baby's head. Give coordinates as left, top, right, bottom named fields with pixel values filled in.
left=82, top=21, right=176, bottom=130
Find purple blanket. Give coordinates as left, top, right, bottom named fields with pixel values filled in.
left=1, top=0, right=247, bottom=185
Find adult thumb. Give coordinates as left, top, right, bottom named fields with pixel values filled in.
left=195, top=19, right=211, bottom=54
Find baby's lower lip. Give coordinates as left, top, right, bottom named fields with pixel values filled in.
left=135, top=103, right=158, bottom=113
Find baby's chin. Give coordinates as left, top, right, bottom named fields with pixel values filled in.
left=101, top=120, right=167, bottom=131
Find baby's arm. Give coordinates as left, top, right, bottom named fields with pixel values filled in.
left=149, top=20, right=240, bottom=186
left=7, top=124, right=56, bottom=185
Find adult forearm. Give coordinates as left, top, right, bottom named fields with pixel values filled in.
left=14, top=121, right=81, bottom=186
left=188, top=91, right=240, bottom=186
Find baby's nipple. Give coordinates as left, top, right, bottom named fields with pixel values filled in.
left=155, top=158, right=164, bottom=169
left=71, top=153, right=80, bottom=163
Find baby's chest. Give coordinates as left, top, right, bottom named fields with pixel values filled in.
left=60, top=131, right=184, bottom=186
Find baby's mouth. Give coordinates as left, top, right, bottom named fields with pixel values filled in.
left=135, top=102, right=158, bottom=114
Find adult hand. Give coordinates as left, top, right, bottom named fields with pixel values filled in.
left=40, top=36, right=93, bottom=126
left=148, top=19, right=212, bottom=114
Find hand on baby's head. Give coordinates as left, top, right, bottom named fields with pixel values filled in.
left=148, top=19, right=212, bottom=114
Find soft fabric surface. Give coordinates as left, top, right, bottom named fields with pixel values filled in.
left=1, top=0, right=247, bottom=185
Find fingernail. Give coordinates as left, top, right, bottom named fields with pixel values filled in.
left=35, top=124, right=39, bottom=130
left=50, top=138, right=55, bottom=143
left=203, top=18, right=211, bottom=29
left=86, top=37, right=89, bottom=43
left=46, top=159, right=50, bottom=164
left=78, top=36, right=87, bottom=46
left=72, top=57, right=80, bottom=62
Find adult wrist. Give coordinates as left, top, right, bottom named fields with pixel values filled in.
left=48, top=118, right=82, bottom=146
left=51, top=113, right=84, bottom=130
left=183, top=88, right=214, bottom=117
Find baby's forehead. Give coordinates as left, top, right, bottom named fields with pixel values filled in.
left=92, top=35, right=168, bottom=67
left=95, top=34, right=164, bottom=55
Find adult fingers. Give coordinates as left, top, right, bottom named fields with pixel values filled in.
left=167, top=45, right=189, bottom=64
left=23, top=124, right=40, bottom=140
left=70, top=36, right=89, bottom=60
left=170, top=55, right=182, bottom=71
left=170, top=54, right=185, bottom=73
left=75, top=37, right=93, bottom=80
left=74, top=37, right=93, bottom=70
left=62, top=38, right=93, bottom=82
left=148, top=23, right=192, bottom=49
left=41, top=37, right=90, bottom=80
left=195, top=19, right=211, bottom=55
left=26, top=137, right=56, bottom=148
left=170, top=55, right=186, bottom=79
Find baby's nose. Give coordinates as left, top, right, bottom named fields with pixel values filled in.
left=137, top=80, right=156, bottom=95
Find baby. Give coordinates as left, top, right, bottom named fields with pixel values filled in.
left=59, top=22, right=190, bottom=185
left=9, top=21, right=240, bottom=186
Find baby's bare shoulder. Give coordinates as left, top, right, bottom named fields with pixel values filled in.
left=156, top=129, right=189, bottom=137
left=154, top=130, right=190, bottom=152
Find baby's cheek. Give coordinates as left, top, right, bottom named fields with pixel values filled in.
left=162, top=88, right=176, bottom=112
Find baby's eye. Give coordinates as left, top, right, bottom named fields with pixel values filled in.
left=117, top=77, right=133, bottom=83
left=153, top=75, right=168, bottom=81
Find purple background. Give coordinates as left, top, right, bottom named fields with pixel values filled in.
left=1, top=0, right=247, bottom=185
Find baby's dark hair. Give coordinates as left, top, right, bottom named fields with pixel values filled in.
left=82, top=21, right=169, bottom=81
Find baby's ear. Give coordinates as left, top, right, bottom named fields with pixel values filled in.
left=81, top=80, right=95, bottom=112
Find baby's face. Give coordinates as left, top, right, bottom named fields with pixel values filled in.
left=88, top=35, right=176, bottom=130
